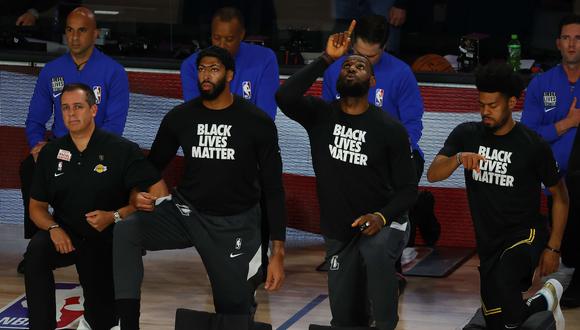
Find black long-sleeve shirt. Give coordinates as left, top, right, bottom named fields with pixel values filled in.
left=276, top=57, right=417, bottom=241
left=148, top=96, right=287, bottom=241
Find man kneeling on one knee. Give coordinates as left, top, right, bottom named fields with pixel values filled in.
left=25, top=83, right=164, bottom=330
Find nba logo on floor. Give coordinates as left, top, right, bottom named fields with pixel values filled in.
left=0, top=283, right=84, bottom=330
left=375, top=89, right=384, bottom=107
left=242, top=81, right=252, bottom=99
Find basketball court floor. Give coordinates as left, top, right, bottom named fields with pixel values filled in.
left=1, top=224, right=578, bottom=329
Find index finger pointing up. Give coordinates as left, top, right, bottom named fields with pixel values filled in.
left=346, top=20, right=357, bottom=36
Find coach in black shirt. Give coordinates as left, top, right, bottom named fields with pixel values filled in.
left=25, top=83, right=162, bottom=330
left=276, top=21, right=417, bottom=330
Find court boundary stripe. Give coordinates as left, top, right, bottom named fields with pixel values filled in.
left=276, top=294, right=328, bottom=330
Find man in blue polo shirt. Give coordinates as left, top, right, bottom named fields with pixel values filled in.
left=521, top=14, right=580, bottom=308
left=322, top=14, right=424, bottom=178
left=19, top=6, right=129, bottom=272
left=180, top=6, right=279, bottom=120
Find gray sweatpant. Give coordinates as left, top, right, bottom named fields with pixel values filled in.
left=113, top=193, right=263, bottom=314
left=325, top=214, right=410, bottom=330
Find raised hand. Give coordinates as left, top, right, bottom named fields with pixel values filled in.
left=325, top=20, right=356, bottom=60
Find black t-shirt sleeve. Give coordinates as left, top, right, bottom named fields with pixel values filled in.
left=122, top=141, right=162, bottom=191
left=535, top=137, right=561, bottom=188
left=438, top=123, right=468, bottom=157
left=30, top=146, right=52, bottom=202
left=379, top=122, right=418, bottom=220
left=256, top=119, right=287, bottom=241
left=148, top=110, right=181, bottom=171
left=275, top=57, right=331, bottom=129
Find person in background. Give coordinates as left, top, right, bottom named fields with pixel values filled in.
left=521, top=14, right=580, bottom=308
left=180, top=6, right=279, bottom=120
left=332, top=0, right=408, bottom=54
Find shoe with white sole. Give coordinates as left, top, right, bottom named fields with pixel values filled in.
left=537, top=279, right=565, bottom=330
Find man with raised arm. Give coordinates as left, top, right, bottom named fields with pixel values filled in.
left=276, top=21, right=417, bottom=330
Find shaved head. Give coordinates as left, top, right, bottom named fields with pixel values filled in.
left=65, top=7, right=98, bottom=60
left=67, top=7, right=97, bottom=29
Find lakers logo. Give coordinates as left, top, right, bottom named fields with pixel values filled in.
left=93, top=164, right=108, bottom=173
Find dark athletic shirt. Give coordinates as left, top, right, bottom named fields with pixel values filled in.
left=438, top=122, right=560, bottom=259
left=31, top=129, right=160, bottom=239
left=276, top=57, right=417, bottom=241
left=148, top=95, right=287, bottom=240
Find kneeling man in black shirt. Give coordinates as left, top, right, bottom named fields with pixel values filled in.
left=276, top=21, right=417, bottom=330
left=113, top=46, right=287, bottom=329
left=427, top=63, right=568, bottom=330
left=25, top=83, right=162, bottom=330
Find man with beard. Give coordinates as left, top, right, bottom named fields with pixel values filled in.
left=521, top=14, right=580, bottom=308
left=113, top=46, right=286, bottom=330
left=321, top=14, right=425, bottom=286
left=427, top=63, right=568, bottom=330
left=276, top=21, right=417, bottom=330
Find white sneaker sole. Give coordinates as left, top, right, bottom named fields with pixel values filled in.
left=544, top=279, right=565, bottom=330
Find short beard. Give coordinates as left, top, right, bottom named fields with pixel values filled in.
left=482, top=113, right=510, bottom=133
left=336, top=78, right=369, bottom=98
left=198, top=77, right=227, bottom=100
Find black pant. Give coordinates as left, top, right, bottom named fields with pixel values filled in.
left=113, top=194, right=263, bottom=315
left=325, top=215, right=410, bottom=330
left=395, top=150, right=424, bottom=273
left=24, top=229, right=117, bottom=330
left=561, top=176, right=580, bottom=268
left=20, top=154, right=37, bottom=239
left=479, top=228, right=547, bottom=330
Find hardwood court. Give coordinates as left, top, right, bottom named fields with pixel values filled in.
left=0, top=224, right=578, bottom=329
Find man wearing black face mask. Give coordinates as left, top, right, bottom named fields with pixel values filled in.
left=276, top=21, right=417, bottom=330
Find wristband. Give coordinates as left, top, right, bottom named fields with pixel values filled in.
left=373, top=212, right=387, bottom=226
left=47, top=223, right=60, bottom=231
left=545, top=246, right=561, bottom=254
left=456, top=152, right=463, bottom=165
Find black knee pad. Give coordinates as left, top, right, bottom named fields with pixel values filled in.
left=175, top=309, right=271, bottom=330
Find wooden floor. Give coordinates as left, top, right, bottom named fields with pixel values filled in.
left=1, top=224, right=578, bottom=329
